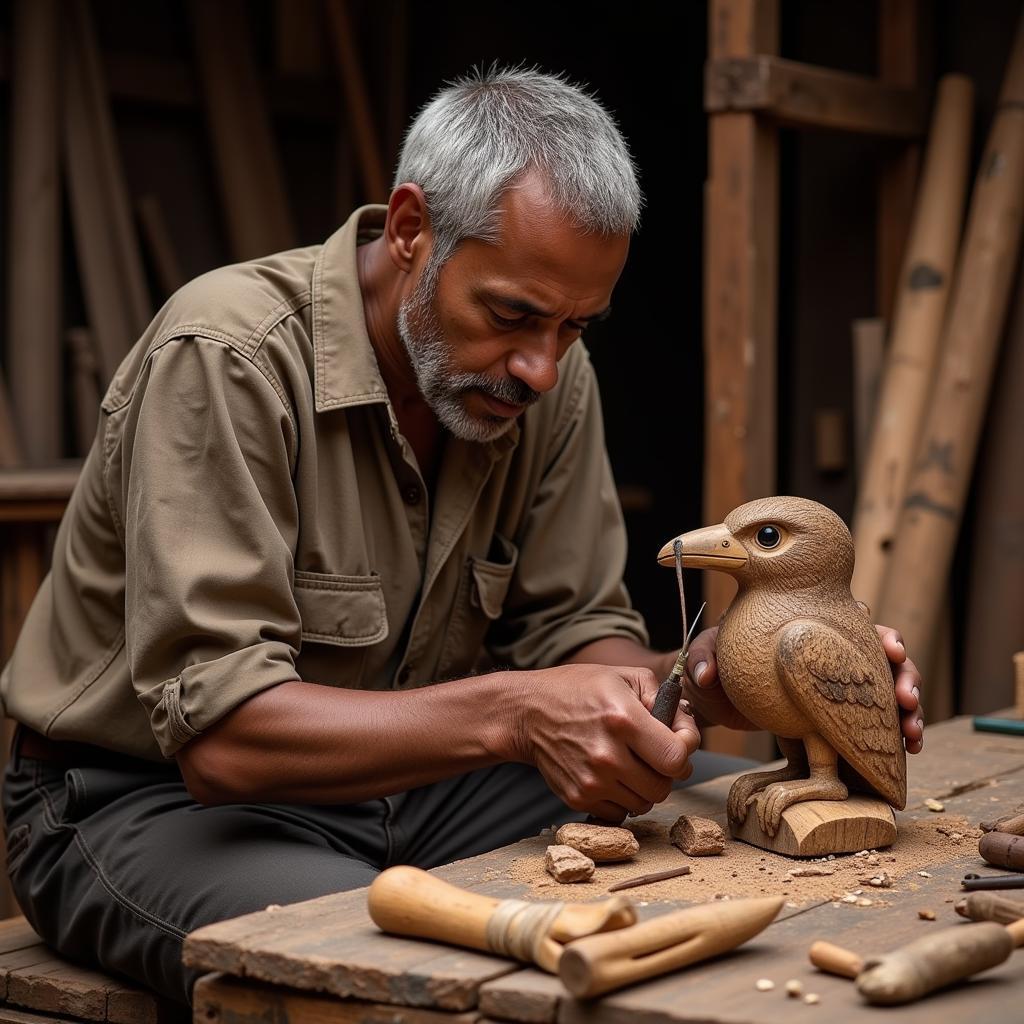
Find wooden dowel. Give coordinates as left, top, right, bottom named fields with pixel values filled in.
left=877, top=17, right=1024, bottom=663
left=607, top=866, right=692, bottom=892
left=7, top=0, right=61, bottom=465
left=808, top=939, right=863, bottom=979
left=325, top=0, right=388, bottom=202
left=852, top=74, right=974, bottom=613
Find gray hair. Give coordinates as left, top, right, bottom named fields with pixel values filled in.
left=394, top=65, right=642, bottom=272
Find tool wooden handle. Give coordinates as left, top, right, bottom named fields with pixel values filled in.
left=560, top=897, right=783, bottom=998
left=651, top=675, right=682, bottom=727
left=956, top=891, right=1024, bottom=924
left=809, top=940, right=863, bottom=978
left=979, top=831, right=1024, bottom=870
left=1007, top=917, right=1024, bottom=946
left=367, top=865, right=501, bottom=954
left=856, top=922, right=1013, bottom=1006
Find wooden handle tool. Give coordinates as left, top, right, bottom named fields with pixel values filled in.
left=809, top=919, right=1024, bottom=1005
left=369, top=868, right=782, bottom=997
left=559, top=896, right=783, bottom=998
left=956, top=891, right=1024, bottom=924
left=367, top=866, right=635, bottom=973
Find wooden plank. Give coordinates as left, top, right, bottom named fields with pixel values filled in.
left=0, top=921, right=46, bottom=958
left=850, top=318, right=884, bottom=478
left=189, top=0, right=297, bottom=262
left=876, top=0, right=925, bottom=324
left=325, top=0, right=388, bottom=202
left=0, top=466, right=80, bottom=504
left=6, top=0, right=61, bottom=465
left=0, top=369, right=21, bottom=470
left=194, top=973, right=481, bottom=1024
left=703, top=0, right=779, bottom=758
left=851, top=74, right=974, bottom=614
left=962, top=257, right=1024, bottom=713
left=6, top=959, right=110, bottom=1021
left=877, top=12, right=1024, bottom=669
left=62, top=0, right=151, bottom=385
left=0, top=1007, right=82, bottom=1024
left=705, top=56, right=927, bottom=138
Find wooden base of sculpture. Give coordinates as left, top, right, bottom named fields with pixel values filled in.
left=729, top=796, right=897, bottom=858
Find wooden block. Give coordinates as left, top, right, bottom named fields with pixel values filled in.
left=729, top=796, right=897, bottom=857
left=6, top=958, right=109, bottom=1021
left=0, top=1007, right=81, bottom=1024
left=0, top=920, right=46, bottom=957
left=193, top=973, right=480, bottom=1024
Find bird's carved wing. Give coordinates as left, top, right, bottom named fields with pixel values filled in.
left=775, top=619, right=907, bottom=809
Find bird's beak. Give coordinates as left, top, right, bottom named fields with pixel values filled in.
left=657, top=523, right=749, bottom=574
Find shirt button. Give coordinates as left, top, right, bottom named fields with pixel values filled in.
left=402, top=485, right=422, bottom=505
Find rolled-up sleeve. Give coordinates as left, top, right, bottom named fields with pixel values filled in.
left=119, top=336, right=302, bottom=756
left=488, top=355, right=649, bottom=668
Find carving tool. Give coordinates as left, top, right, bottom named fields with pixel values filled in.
left=651, top=538, right=705, bottom=727
left=962, top=872, right=1024, bottom=891
left=972, top=715, right=1024, bottom=736
left=606, top=865, right=692, bottom=892
left=809, top=918, right=1024, bottom=1005
left=368, top=866, right=781, bottom=998
left=955, top=891, right=1024, bottom=924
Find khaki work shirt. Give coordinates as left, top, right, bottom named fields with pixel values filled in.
left=1, top=206, right=647, bottom=762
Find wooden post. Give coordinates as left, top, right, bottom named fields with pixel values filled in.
left=0, top=370, right=21, bottom=470
left=189, top=0, right=298, bottom=262
left=961, top=259, right=1024, bottom=714
left=877, top=14, right=1024, bottom=674
left=63, top=0, right=152, bottom=385
left=136, top=195, right=186, bottom=299
left=703, top=0, right=779, bottom=757
left=851, top=75, right=974, bottom=613
left=6, top=0, right=61, bottom=465
left=66, top=328, right=102, bottom=458
left=851, top=318, right=885, bottom=476
left=325, top=0, right=388, bottom=202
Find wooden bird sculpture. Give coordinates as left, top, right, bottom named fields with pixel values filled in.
left=659, top=497, right=906, bottom=853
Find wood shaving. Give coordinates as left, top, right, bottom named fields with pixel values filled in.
left=925, top=798, right=945, bottom=812
left=755, top=979, right=775, bottom=991
left=918, top=909, right=936, bottom=920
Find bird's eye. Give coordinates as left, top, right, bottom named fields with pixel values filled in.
left=756, top=525, right=782, bottom=549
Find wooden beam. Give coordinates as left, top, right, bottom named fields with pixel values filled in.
left=703, top=0, right=779, bottom=760
left=325, top=0, right=388, bottom=202
left=0, top=465, right=81, bottom=505
left=189, top=0, right=298, bottom=262
left=706, top=55, right=927, bottom=138
left=63, top=0, right=152, bottom=385
left=6, top=0, right=61, bottom=465
left=0, top=369, right=21, bottom=470
left=877, top=0, right=925, bottom=322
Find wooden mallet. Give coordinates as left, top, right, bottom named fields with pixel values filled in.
left=368, top=866, right=782, bottom=998
left=809, top=918, right=1024, bottom=1005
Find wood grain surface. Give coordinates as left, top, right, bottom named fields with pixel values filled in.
left=183, top=716, right=1024, bottom=1021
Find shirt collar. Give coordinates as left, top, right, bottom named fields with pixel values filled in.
left=311, top=204, right=391, bottom=413
left=311, top=204, right=520, bottom=454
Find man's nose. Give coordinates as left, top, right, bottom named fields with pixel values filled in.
left=507, top=333, right=559, bottom=395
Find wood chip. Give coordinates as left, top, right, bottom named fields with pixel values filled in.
left=755, top=978, right=775, bottom=991
left=785, top=979, right=803, bottom=998
left=925, top=798, right=945, bottom=812
left=669, top=814, right=726, bottom=856
left=918, top=871, right=931, bottom=877
left=545, top=845, right=595, bottom=883
left=918, top=909, right=936, bottom=920
left=554, top=822, right=638, bottom=862
left=787, top=867, right=834, bottom=877
left=805, top=993, right=821, bottom=1005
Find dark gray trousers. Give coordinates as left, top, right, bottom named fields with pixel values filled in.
left=2, top=732, right=753, bottom=1007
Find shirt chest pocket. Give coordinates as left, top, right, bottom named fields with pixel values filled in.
left=293, top=570, right=388, bottom=647
left=440, top=535, right=518, bottom=675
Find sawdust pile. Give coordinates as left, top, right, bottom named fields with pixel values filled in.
left=507, top=814, right=982, bottom=907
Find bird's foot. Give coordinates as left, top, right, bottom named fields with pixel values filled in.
left=727, top=765, right=804, bottom=824
left=754, top=777, right=849, bottom=837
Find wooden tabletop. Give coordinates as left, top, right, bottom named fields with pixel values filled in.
left=184, top=715, right=1024, bottom=1023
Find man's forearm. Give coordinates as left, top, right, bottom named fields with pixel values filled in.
left=176, top=675, right=521, bottom=805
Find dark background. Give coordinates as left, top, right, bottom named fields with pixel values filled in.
left=1, top=0, right=1021, bottom=673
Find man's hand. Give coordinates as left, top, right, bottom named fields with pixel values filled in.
left=508, top=664, right=701, bottom=822
left=678, top=624, right=926, bottom=753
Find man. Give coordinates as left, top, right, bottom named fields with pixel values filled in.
left=1, top=68, right=924, bottom=1004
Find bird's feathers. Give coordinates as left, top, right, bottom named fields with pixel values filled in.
left=776, top=619, right=907, bottom=809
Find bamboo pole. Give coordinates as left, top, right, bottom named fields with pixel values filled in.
left=7, top=0, right=61, bottom=465
left=961, top=259, right=1024, bottom=714
left=189, top=0, right=297, bottom=261
left=852, top=75, right=974, bottom=614
left=63, top=0, right=151, bottom=385
left=877, top=16, right=1024, bottom=670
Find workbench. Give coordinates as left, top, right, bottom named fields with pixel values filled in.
left=184, top=715, right=1024, bottom=1023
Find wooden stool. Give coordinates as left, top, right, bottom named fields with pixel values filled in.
left=0, top=917, right=184, bottom=1024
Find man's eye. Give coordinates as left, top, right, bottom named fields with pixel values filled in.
left=491, top=311, right=524, bottom=329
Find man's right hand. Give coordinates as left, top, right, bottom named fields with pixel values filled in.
left=503, top=664, right=701, bottom=822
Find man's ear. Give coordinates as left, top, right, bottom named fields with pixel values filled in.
left=385, top=184, right=431, bottom=274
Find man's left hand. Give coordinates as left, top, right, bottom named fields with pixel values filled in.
left=677, top=624, right=925, bottom=753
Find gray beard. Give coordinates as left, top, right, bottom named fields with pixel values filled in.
left=396, top=269, right=539, bottom=443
